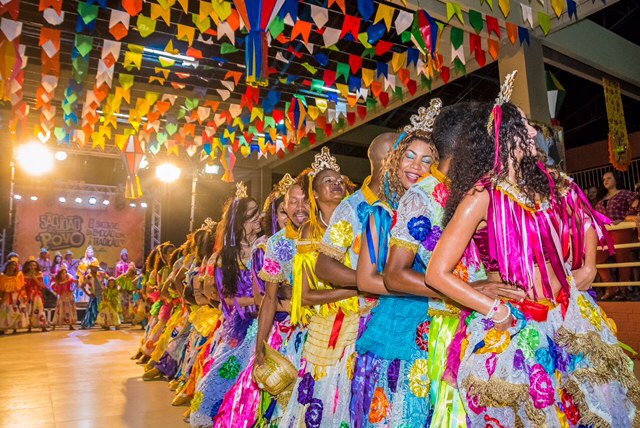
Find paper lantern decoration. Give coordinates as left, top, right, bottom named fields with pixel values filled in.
left=232, top=0, right=285, bottom=86
left=545, top=70, right=566, bottom=120
left=122, top=135, right=144, bottom=198
left=286, top=97, right=306, bottom=143
left=220, top=144, right=236, bottom=182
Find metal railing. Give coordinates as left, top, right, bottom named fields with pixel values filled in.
left=571, top=159, right=640, bottom=192
left=594, top=221, right=640, bottom=287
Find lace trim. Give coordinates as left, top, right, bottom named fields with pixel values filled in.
left=460, top=375, right=545, bottom=427
left=389, top=237, right=418, bottom=253
left=318, top=242, right=346, bottom=264
left=258, top=270, right=286, bottom=284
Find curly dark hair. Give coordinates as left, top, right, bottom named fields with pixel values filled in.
left=199, top=229, right=216, bottom=262
left=445, top=102, right=564, bottom=224
left=22, top=259, right=40, bottom=274
left=379, top=131, right=437, bottom=207
left=144, top=248, right=157, bottom=273
left=153, top=242, right=175, bottom=272
left=215, top=197, right=260, bottom=298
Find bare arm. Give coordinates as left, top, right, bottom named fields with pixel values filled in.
left=301, top=261, right=357, bottom=306
left=316, top=254, right=357, bottom=289
left=425, top=190, right=512, bottom=329
left=357, top=216, right=390, bottom=295
left=383, top=247, right=441, bottom=298
left=572, top=227, right=598, bottom=290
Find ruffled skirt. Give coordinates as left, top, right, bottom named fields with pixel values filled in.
left=280, top=311, right=359, bottom=428
left=457, top=288, right=639, bottom=428
left=52, top=291, right=77, bottom=326
left=190, top=313, right=257, bottom=427
left=214, top=313, right=302, bottom=428
left=350, top=296, right=433, bottom=428
left=97, top=300, right=122, bottom=327
left=120, top=290, right=135, bottom=323
left=0, top=290, right=28, bottom=330
left=27, top=292, right=48, bottom=328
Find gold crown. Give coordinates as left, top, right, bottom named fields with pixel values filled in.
left=404, top=98, right=442, bottom=134
left=309, top=147, right=340, bottom=177
left=488, top=70, right=518, bottom=133
left=235, top=181, right=248, bottom=199
left=274, top=173, right=296, bottom=199
left=202, top=217, right=217, bottom=233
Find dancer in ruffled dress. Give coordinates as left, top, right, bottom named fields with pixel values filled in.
left=80, top=260, right=104, bottom=329
left=23, top=258, right=49, bottom=332
left=214, top=174, right=297, bottom=427
left=117, top=262, right=139, bottom=323
left=51, top=266, right=77, bottom=330
left=98, top=277, right=122, bottom=329
left=426, top=72, right=640, bottom=427
left=190, top=182, right=263, bottom=427
left=0, top=257, right=28, bottom=333
left=279, top=148, right=361, bottom=428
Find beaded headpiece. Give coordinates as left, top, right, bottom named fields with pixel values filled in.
left=263, top=173, right=296, bottom=235
left=404, top=98, right=442, bottom=135
left=488, top=70, right=518, bottom=172
left=309, top=147, right=340, bottom=177
left=234, top=181, right=248, bottom=199
left=202, top=217, right=217, bottom=233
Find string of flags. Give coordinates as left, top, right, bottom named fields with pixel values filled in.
left=0, top=0, right=589, bottom=194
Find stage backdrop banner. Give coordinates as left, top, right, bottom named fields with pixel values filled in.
left=13, top=201, right=145, bottom=268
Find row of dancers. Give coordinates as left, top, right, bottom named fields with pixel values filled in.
left=0, top=258, right=145, bottom=332
left=129, top=72, right=639, bottom=428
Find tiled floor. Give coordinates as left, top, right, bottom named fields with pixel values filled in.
left=0, top=328, right=185, bottom=428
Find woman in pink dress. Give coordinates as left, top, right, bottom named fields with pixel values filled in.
left=23, top=258, right=48, bottom=332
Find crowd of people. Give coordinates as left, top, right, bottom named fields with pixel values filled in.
left=0, top=245, right=144, bottom=333
left=118, top=73, right=639, bottom=427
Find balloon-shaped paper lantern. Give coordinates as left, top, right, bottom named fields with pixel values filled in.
left=233, top=0, right=285, bottom=86
left=286, top=97, right=306, bottom=143
left=220, top=145, right=236, bottom=182
left=122, top=135, right=144, bottom=199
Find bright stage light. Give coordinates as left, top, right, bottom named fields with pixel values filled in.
left=204, top=164, right=220, bottom=174
left=103, top=199, right=110, bottom=206
left=130, top=203, right=137, bottom=208
left=75, top=197, right=83, bottom=204
left=59, top=196, right=66, bottom=203
left=140, top=202, right=148, bottom=208
left=156, top=163, right=181, bottom=183
left=30, top=196, right=38, bottom=201
left=54, top=151, right=67, bottom=161
left=16, top=142, right=54, bottom=176
left=14, top=194, right=22, bottom=200
left=88, top=196, right=97, bottom=205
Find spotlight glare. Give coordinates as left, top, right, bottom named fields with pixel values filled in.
left=129, top=203, right=137, bottom=208
left=16, top=142, right=54, bottom=176
left=14, top=194, right=22, bottom=200
left=54, top=151, right=67, bottom=161
left=59, top=196, right=66, bottom=203
left=156, top=163, right=181, bottom=183
left=204, top=164, right=220, bottom=174
left=88, top=196, right=97, bottom=205
left=140, top=202, right=148, bottom=208
left=102, top=199, right=110, bottom=206
left=75, top=197, right=83, bottom=204
left=30, top=196, right=38, bottom=201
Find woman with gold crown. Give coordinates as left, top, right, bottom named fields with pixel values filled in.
left=349, top=99, right=446, bottom=427
left=213, top=173, right=297, bottom=427
left=278, top=147, right=360, bottom=428
left=426, top=71, right=640, bottom=426
left=190, top=182, right=263, bottom=428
